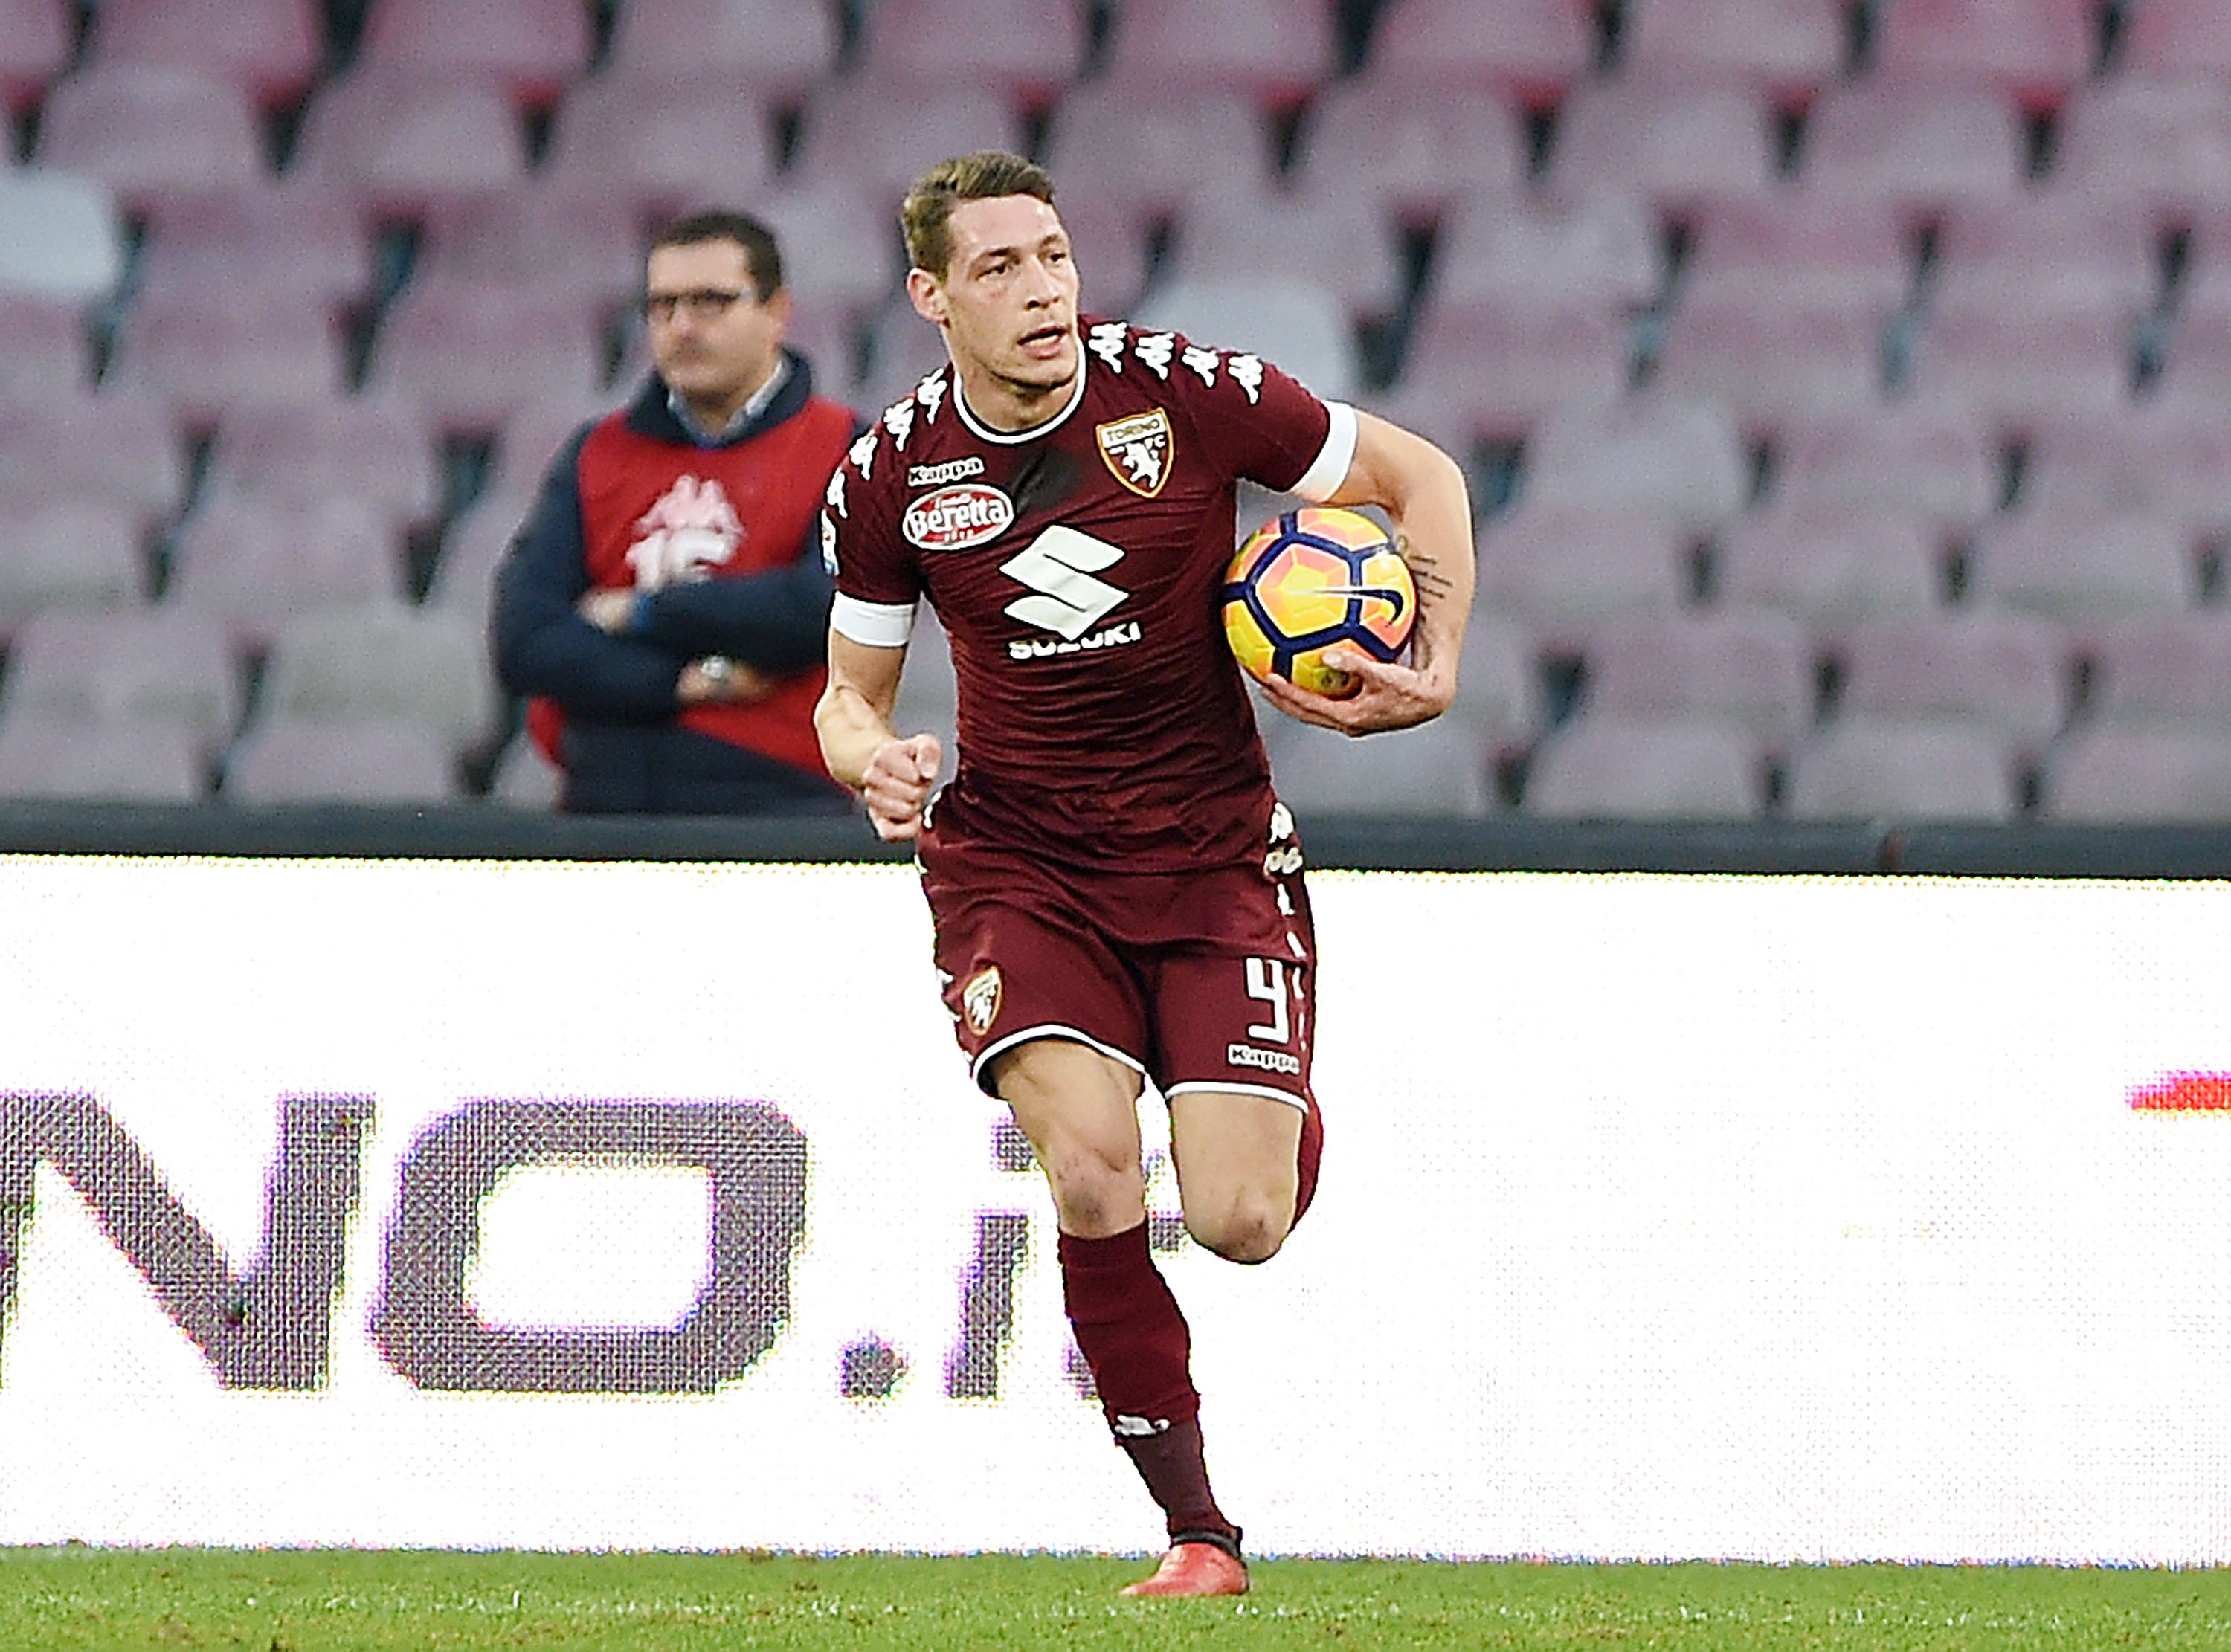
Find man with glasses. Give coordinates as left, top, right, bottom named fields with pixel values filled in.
left=494, top=209, right=860, bottom=813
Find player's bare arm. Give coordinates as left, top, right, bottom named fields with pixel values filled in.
left=1259, top=410, right=1476, bottom=737
left=814, top=632, right=941, bottom=840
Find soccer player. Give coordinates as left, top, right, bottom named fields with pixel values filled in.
left=814, top=152, right=1475, bottom=1597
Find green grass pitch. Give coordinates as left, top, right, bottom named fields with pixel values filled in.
left=5, top=1549, right=2231, bottom=1649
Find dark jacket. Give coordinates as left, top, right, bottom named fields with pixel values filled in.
left=492, top=352, right=860, bottom=814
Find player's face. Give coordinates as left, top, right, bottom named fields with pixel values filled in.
left=643, top=237, right=791, bottom=427
left=911, top=193, right=1080, bottom=429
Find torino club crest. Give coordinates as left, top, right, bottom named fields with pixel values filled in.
left=1096, top=410, right=1172, bottom=498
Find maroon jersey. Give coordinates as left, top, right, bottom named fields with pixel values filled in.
left=825, top=317, right=1356, bottom=871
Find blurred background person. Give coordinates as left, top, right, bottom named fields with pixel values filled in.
left=492, top=208, right=860, bottom=814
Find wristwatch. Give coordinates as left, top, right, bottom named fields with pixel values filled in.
left=698, top=656, right=733, bottom=685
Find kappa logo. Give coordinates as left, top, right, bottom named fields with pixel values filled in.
left=903, top=483, right=1014, bottom=551
left=961, top=966, right=1002, bottom=1035
left=627, top=475, right=743, bottom=589
left=1096, top=409, right=1173, bottom=497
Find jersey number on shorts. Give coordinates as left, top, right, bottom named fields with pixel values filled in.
left=1245, top=958, right=1290, bottom=1045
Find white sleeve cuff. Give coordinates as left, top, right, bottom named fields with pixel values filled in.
left=1290, top=401, right=1359, bottom=502
left=831, top=593, right=918, bottom=648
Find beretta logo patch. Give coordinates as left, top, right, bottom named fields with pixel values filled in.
left=902, top=483, right=1013, bottom=550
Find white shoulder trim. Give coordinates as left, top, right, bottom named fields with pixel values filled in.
left=831, top=593, right=917, bottom=648
left=1291, top=401, right=1359, bottom=502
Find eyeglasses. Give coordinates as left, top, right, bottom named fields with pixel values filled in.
left=642, top=288, right=753, bottom=323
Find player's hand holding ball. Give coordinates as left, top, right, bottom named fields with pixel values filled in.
left=1224, top=506, right=1444, bottom=735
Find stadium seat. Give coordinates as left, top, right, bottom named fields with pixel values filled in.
left=1378, top=298, right=1630, bottom=448
left=854, top=0, right=1087, bottom=104
left=1678, top=195, right=1915, bottom=315
left=1906, top=290, right=2138, bottom=425
left=1, top=606, right=242, bottom=757
left=0, top=0, right=70, bottom=113
left=36, top=61, right=265, bottom=207
left=1574, top=608, right=1815, bottom=742
left=1042, top=83, right=1279, bottom=222
left=1260, top=714, right=1498, bottom=818
left=1782, top=717, right=2021, bottom=822
left=2082, top=613, right=2231, bottom=726
left=1045, top=193, right=1157, bottom=320
left=137, top=182, right=376, bottom=312
left=1098, top=0, right=1338, bottom=103
left=1165, top=181, right=1407, bottom=318
left=1619, top=0, right=1845, bottom=99
left=1472, top=504, right=1692, bottom=642
left=201, top=393, right=443, bottom=538
left=2042, top=725, right=2231, bottom=822
left=0, top=294, right=89, bottom=396
left=294, top=69, right=532, bottom=216
left=486, top=396, right=606, bottom=500
left=1930, top=193, right=2163, bottom=316
left=752, top=176, right=908, bottom=335
left=0, top=170, right=126, bottom=301
left=540, top=71, right=779, bottom=216
left=855, top=303, right=955, bottom=417
left=0, top=496, right=145, bottom=632
left=1713, top=508, right=1943, bottom=626
left=1520, top=393, right=1750, bottom=526
left=413, top=185, right=644, bottom=314
left=2120, top=0, right=2231, bottom=83
left=485, top=729, right=562, bottom=808
left=352, top=0, right=590, bottom=100
left=425, top=485, right=533, bottom=629
left=601, top=0, right=839, bottom=97
left=1800, top=80, right=2028, bottom=212
left=106, top=281, right=351, bottom=422
left=1967, top=508, right=2198, bottom=627
left=1873, top=0, right=2096, bottom=106
left=2018, top=401, right=2231, bottom=539
left=2050, top=77, right=2231, bottom=216
left=1362, top=0, right=1595, bottom=105
left=0, top=390, right=187, bottom=527
left=1653, top=289, right=1886, bottom=422
left=94, top=0, right=323, bottom=110
left=1768, top=398, right=1999, bottom=532
left=1292, top=78, right=1527, bottom=223
left=366, top=279, right=606, bottom=430
left=1545, top=77, right=1780, bottom=213
left=1829, top=610, right=2071, bottom=749
left=1132, top=276, right=1359, bottom=401
left=1522, top=713, right=1765, bottom=819
left=166, top=495, right=406, bottom=650
left=223, top=714, right=461, bottom=804
left=255, top=603, right=500, bottom=758
left=787, top=77, right=1028, bottom=209
left=0, top=710, right=206, bottom=802
left=1429, top=190, right=1662, bottom=316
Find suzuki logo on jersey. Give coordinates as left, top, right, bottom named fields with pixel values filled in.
left=1000, top=526, right=1129, bottom=641
left=1096, top=410, right=1173, bottom=498
left=903, top=483, right=1014, bottom=550
left=628, top=475, right=743, bottom=589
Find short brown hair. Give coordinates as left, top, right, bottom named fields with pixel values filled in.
left=901, top=151, right=1058, bottom=279
left=649, top=208, right=784, bottom=300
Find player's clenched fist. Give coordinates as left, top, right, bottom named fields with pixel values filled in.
left=860, top=733, right=942, bottom=840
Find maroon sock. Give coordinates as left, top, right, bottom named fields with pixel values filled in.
left=1059, top=1224, right=1237, bottom=1546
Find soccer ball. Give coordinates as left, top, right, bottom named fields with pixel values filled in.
left=1221, top=506, right=1417, bottom=699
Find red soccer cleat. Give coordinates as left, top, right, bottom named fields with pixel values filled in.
left=1119, top=1540, right=1250, bottom=1598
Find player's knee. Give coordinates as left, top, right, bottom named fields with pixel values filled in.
left=1040, top=1143, right=1145, bottom=1233
left=1185, top=1187, right=1294, bottom=1265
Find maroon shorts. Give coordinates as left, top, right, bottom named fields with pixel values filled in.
left=915, top=808, right=1319, bottom=1115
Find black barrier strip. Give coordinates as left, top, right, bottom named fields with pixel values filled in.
left=1, top=802, right=2230, bottom=877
